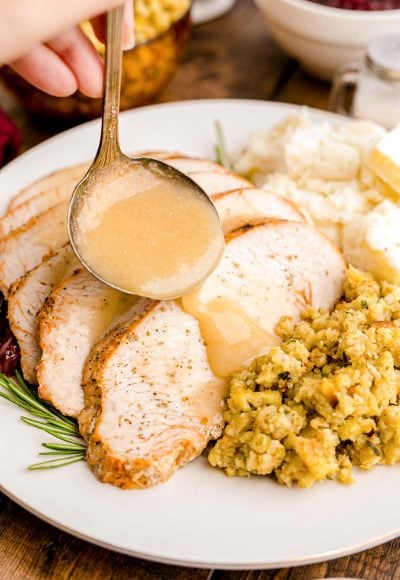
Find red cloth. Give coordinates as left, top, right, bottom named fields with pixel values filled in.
left=0, top=108, right=21, bottom=168
left=0, top=109, right=22, bottom=373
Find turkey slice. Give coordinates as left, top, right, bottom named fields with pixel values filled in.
left=7, top=244, right=79, bottom=384
left=0, top=201, right=69, bottom=297
left=213, top=187, right=305, bottom=233
left=195, top=220, right=345, bottom=338
left=37, top=269, right=135, bottom=417
left=8, top=163, right=89, bottom=211
left=0, top=182, right=75, bottom=238
left=189, top=171, right=252, bottom=196
left=79, top=299, right=226, bottom=489
left=164, top=156, right=226, bottom=175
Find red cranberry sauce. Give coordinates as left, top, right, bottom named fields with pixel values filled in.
left=307, top=0, right=400, bottom=9
left=0, top=295, right=20, bottom=376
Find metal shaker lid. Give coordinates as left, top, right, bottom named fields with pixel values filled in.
left=366, top=35, right=400, bottom=81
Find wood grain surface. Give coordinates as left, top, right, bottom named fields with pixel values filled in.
left=0, top=0, right=398, bottom=577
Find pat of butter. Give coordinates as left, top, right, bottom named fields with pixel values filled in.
left=367, top=125, right=400, bottom=199
left=342, top=200, right=400, bottom=286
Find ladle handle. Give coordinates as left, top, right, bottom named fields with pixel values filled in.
left=96, top=6, right=124, bottom=166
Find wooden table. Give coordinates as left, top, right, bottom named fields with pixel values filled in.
left=1, top=0, right=399, bottom=578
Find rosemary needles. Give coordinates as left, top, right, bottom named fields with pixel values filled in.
left=214, top=121, right=233, bottom=170
left=0, top=371, right=86, bottom=470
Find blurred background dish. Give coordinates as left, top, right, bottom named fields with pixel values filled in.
left=0, top=0, right=191, bottom=123
left=307, top=0, right=400, bottom=8
left=252, top=0, right=400, bottom=80
left=191, top=0, right=236, bottom=24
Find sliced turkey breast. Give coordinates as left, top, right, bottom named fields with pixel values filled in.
left=0, top=201, right=69, bottom=297
left=37, top=269, right=135, bottom=417
left=8, top=163, right=89, bottom=211
left=197, top=220, right=345, bottom=337
left=189, top=171, right=252, bottom=196
left=79, top=299, right=226, bottom=489
left=0, top=183, right=75, bottom=238
left=79, top=220, right=345, bottom=489
left=8, top=244, right=79, bottom=384
left=164, top=157, right=226, bottom=175
left=213, top=187, right=305, bottom=233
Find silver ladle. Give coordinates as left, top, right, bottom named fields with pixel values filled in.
left=68, top=6, right=224, bottom=299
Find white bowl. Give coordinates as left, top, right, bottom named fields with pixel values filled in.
left=253, top=0, right=400, bottom=80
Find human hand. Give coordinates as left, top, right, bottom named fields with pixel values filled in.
left=0, top=0, right=134, bottom=98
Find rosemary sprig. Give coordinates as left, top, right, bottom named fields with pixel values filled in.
left=28, top=455, right=85, bottom=471
left=214, top=120, right=233, bottom=170
left=0, top=371, right=87, bottom=469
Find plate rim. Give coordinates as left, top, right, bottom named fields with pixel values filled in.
left=1, top=482, right=399, bottom=570
left=0, top=98, right=342, bottom=185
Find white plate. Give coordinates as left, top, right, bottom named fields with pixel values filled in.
left=0, top=99, right=399, bottom=570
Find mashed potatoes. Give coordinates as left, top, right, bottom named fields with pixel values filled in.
left=235, top=111, right=400, bottom=273
left=208, top=267, right=400, bottom=487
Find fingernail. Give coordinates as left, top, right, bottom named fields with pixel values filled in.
left=122, top=29, right=135, bottom=52
left=122, top=38, right=135, bottom=51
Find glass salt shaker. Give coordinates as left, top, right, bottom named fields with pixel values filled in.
left=329, top=35, right=400, bottom=129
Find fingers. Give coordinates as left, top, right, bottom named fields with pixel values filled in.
left=9, top=45, right=78, bottom=97
left=47, top=27, right=104, bottom=97
left=0, top=0, right=129, bottom=64
left=1, top=0, right=134, bottom=98
left=10, top=26, right=105, bottom=98
left=91, top=1, right=135, bottom=50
